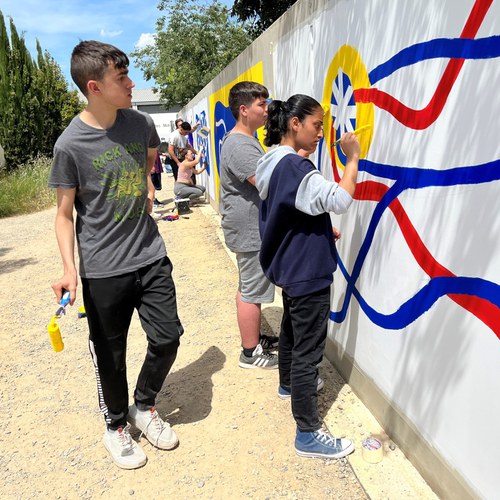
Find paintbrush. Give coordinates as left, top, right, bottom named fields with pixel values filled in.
left=332, top=124, right=371, bottom=146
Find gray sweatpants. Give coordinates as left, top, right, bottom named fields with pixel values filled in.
left=174, top=182, right=206, bottom=200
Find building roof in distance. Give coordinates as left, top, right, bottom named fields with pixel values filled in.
left=132, top=88, right=161, bottom=105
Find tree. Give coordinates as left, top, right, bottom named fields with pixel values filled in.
left=132, top=0, right=252, bottom=108
left=0, top=11, right=9, bottom=120
left=34, top=43, right=83, bottom=157
left=0, top=10, right=83, bottom=170
left=2, top=16, right=36, bottom=167
left=231, top=0, right=298, bottom=38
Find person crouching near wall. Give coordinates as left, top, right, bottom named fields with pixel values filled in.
left=173, top=149, right=207, bottom=201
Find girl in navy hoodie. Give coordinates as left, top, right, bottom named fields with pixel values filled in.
left=256, top=94, right=360, bottom=459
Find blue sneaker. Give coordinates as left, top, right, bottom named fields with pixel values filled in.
left=295, top=428, right=354, bottom=459
left=278, top=377, right=325, bottom=400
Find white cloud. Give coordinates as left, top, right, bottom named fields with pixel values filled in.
left=100, top=28, right=123, bottom=38
left=135, top=33, right=156, bottom=50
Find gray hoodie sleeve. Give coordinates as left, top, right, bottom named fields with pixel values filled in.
left=295, top=170, right=353, bottom=215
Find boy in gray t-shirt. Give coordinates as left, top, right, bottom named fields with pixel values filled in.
left=168, top=121, right=196, bottom=180
left=220, top=81, right=279, bottom=370
left=49, top=41, right=182, bottom=470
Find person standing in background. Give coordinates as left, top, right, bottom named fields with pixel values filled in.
left=151, top=150, right=164, bottom=208
left=168, top=121, right=196, bottom=183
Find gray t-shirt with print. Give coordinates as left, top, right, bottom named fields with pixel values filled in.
left=169, top=129, right=189, bottom=160
left=220, top=132, right=264, bottom=253
left=49, top=108, right=165, bottom=278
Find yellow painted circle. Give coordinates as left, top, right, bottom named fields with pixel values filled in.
left=322, top=45, right=374, bottom=172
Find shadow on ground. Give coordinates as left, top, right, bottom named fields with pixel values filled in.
left=153, top=345, right=226, bottom=426
left=0, top=247, right=37, bottom=274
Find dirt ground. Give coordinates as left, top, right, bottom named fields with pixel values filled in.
left=0, top=174, right=437, bottom=499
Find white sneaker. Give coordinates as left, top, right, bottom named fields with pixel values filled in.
left=127, top=405, right=179, bottom=450
left=102, top=424, right=147, bottom=469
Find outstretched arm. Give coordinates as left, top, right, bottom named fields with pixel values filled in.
left=146, top=148, right=157, bottom=213
left=193, top=150, right=206, bottom=175
left=182, top=150, right=206, bottom=174
left=337, top=132, right=360, bottom=197
left=52, top=187, right=77, bottom=306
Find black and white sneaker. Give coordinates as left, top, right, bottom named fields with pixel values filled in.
left=259, top=333, right=279, bottom=350
left=239, top=343, right=278, bottom=369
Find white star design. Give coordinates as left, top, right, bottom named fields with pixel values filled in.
left=331, top=68, right=357, bottom=136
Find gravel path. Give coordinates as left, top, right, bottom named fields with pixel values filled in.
left=0, top=174, right=437, bottom=499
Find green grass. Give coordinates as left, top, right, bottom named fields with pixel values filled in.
left=0, top=156, right=56, bottom=218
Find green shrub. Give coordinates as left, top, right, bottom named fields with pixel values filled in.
left=0, top=155, right=55, bottom=218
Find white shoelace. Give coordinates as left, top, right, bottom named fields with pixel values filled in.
left=117, top=425, right=134, bottom=455
left=315, top=429, right=338, bottom=446
left=147, top=409, right=165, bottom=434
left=138, top=408, right=165, bottom=442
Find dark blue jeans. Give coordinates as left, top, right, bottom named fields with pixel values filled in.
left=279, top=287, right=330, bottom=432
left=151, top=172, right=162, bottom=190
left=167, top=158, right=179, bottom=180
left=82, top=257, right=183, bottom=430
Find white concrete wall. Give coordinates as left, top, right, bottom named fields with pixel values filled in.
left=149, top=112, right=178, bottom=141
left=182, top=1, right=500, bottom=497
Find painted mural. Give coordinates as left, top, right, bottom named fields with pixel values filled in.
left=185, top=98, right=216, bottom=200
left=317, top=1, right=500, bottom=497
left=183, top=0, right=500, bottom=496
left=327, top=0, right=500, bottom=339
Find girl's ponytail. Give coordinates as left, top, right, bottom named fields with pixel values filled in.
left=264, top=100, right=290, bottom=146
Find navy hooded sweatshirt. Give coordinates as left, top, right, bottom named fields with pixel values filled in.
left=256, top=146, right=353, bottom=297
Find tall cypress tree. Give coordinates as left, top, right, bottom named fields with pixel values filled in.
left=0, top=12, right=11, bottom=165
left=35, top=44, right=70, bottom=157
left=3, top=17, right=34, bottom=168
left=0, top=10, right=83, bottom=170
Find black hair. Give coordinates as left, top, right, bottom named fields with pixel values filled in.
left=71, top=40, right=129, bottom=96
left=228, top=81, right=269, bottom=120
left=264, top=94, right=322, bottom=147
left=180, top=121, right=192, bottom=131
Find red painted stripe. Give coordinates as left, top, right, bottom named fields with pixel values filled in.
left=353, top=0, right=493, bottom=129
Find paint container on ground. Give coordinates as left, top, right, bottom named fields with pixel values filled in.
left=175, top=198, right=190, bottom=215
left=361, top=437, right=383, bottom=463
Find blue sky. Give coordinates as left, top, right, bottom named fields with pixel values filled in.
left=1, top=0, right=233, bottom=90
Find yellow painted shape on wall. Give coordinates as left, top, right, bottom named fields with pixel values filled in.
left=322, top=45, right=374, bottom=170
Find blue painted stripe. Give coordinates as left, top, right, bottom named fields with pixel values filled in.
left=369, top=36, right=500, bottom=84
left=330, top=157, right=500, bottom=329
left=332, top=269, right=500, bottom=330
left=360, top=158, right=500, bottom=187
